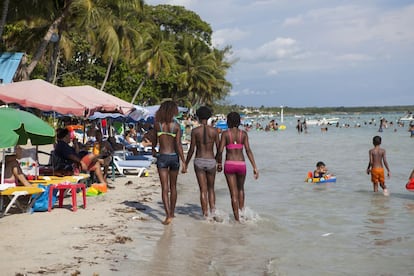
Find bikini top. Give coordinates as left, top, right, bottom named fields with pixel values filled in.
left=157, top=122, right=177, bottom=138
left=226, top=129, right=243, bottom=150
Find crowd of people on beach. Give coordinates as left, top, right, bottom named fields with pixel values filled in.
left=1, top=102, right=413, bottom=225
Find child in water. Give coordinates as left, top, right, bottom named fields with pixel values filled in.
left=366, top=135, right=390, bottom=196
left=313, top=161, right=328, bottom=178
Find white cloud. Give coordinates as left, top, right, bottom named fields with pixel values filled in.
left=335, top=54, right=373, bottom=62
left=236, top=37, right=302, bottom=62
left=212, top=28, right=249, bottom=48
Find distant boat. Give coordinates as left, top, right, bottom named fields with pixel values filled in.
left=306, top=117, right=339, bottom=126
left=398, top=113, right=414, bottom=122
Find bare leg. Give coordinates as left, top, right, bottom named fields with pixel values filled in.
left=372, top=182, right=379, bottom=192
left=93, top=163, right=107, bottom=185
left=236, top=174, right=246, bottom=211
left=158, top=168, right=172, bottom=224
left=169, top=169, right=179, bottom=218
left=380, top=182, right=389, bottom=196
left=206, top=170, right=216, bottom=214
left=225, top=173, right=240, bottom=221
left=195, top=167, right=209, bottom=217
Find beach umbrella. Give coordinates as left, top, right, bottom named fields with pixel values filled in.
left=0, top=107, right=56, bottom=185
left=127, top=105, right=150, bottom=122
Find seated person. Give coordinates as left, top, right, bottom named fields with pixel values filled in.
left=2, top=153, right=32, bottom=187
left=141, top=128, right=155, bottom=148
left=313, top=161, right=329, bottom=178
left=124, top=130, right=138, bottom=145
left=107, top=136, right=124, bottom=151
left=94, top=131, right=113, bottom=179
left=54, top=128, right=107, bottom=185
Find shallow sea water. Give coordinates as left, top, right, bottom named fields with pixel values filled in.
left=121, top=114, right=414, bottom=276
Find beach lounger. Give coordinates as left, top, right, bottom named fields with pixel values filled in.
left=113, top=150, right=156, bottom=163
left=0, top=186, right=44, bottom=216
left=111, top=156, right=152, bottom=177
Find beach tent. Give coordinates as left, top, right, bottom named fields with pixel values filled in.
left=61, top=85, right=134, bottom=115
left=0, top=79, right=90, bottom=116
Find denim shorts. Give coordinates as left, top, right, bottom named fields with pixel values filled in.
left=156, top=153, right=180, bottom=170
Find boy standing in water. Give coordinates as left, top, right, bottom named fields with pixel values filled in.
left=366, top=135, right=390, bottom=196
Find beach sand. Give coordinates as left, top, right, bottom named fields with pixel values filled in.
left=1, top=145, right=166, bottom=275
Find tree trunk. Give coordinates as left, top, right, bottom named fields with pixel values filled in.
left=47, top=35, right=61, bottom=83
left=0, top=0, right=10, bottom=39
left=130, top=77, right=146, bottom=104
left=24, top=0, right=73, bottom=79
left=100, top=56, right=113, bottom=91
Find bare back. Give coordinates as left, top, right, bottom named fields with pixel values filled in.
left=369, top=146, right=388, bottom=169
left=187, top=124, right=219, bottom=159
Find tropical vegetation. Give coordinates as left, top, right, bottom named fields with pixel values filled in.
left=0, top=0, right=233, bottom=108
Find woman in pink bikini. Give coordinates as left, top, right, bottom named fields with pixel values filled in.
left=217, top=112, right=259, bottom=222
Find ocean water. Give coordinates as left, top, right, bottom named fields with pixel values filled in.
left=121, top=114, right=414, bottom=276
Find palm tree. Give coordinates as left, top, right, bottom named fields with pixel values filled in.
left=0, top=0, right=10, bottom=39
left=70, top=0, right=144, bottom=91
left=130, top=25, right=176, bottom=104
left=175, top=36, right=217, bottom=106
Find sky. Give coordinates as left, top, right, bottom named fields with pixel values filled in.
left=146, top=0, right=414, bottom=107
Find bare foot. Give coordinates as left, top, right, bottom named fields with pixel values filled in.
left=383, top=189, right=390, bottom=196
left=162, top=217, right=173, bottom=225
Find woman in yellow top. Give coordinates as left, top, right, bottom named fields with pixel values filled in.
left=152, top=101, right=187, bottom=225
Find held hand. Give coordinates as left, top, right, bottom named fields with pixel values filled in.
left=181, top=162, right=187, bottom=174
left=181, top=165, right=187, bottom=174
left=217, top=163, right=223, bottom=172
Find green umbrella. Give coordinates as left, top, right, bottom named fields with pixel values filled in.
left=0, top=107, right=55, bottom=148
left=0, top=107, right=55, bottom=185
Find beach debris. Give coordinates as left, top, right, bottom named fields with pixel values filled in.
left=132, top=215, right=149, bottom=221
left=114, top=235, right=132, bottom=244
left=114, top=207, right=137, bottom=213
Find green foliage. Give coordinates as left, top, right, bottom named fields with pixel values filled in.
left=1, top=1, right=232, bottom=108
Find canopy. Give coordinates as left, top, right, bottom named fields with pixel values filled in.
left=61, top=85, right=134, bottom=115
left=0, top=107, right=55, bottom=148
left=144, top=105, right=188, bottom=118
left=0, top=79, right=89, bottom=116
left=0, top=107, right=56, bottom=185
left=128, top=105, right=151, bottom=121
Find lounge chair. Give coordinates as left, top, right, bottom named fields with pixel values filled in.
left=112, top=150, right=156, bottom=163
left=111, top=155, right=152, bottom=177
left=0, top=186, right=44, bottom=216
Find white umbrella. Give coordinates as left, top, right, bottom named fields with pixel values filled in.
left=128, top=105, right=150, bottom=121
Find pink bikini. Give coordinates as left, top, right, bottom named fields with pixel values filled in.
left=224, top=130, right=246, bottom=175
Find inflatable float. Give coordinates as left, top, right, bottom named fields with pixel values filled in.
left=305, top=171, right=336, bottom=183
left=406, top=178, right=414, bottom=191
